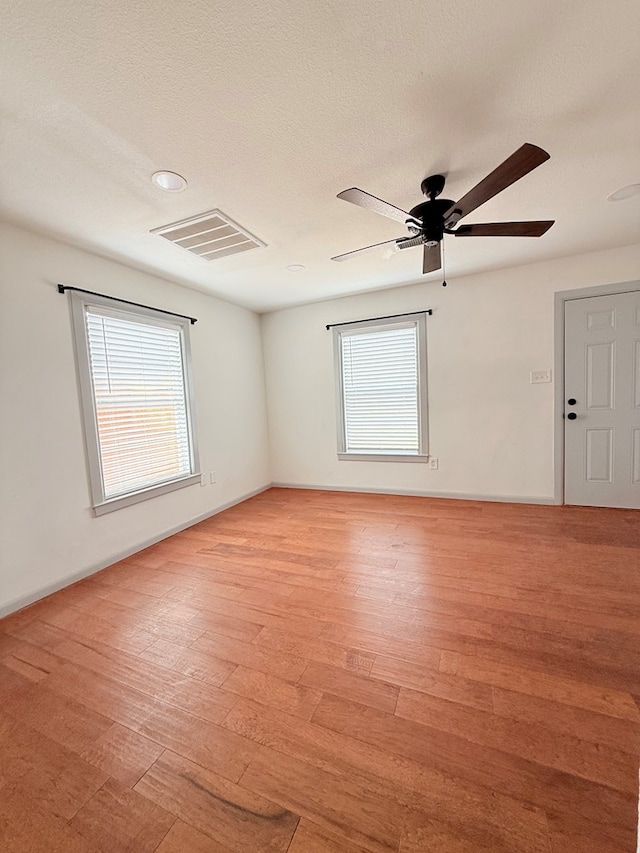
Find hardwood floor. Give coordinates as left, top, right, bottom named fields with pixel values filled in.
left=1, top=487, right=639, bottom=852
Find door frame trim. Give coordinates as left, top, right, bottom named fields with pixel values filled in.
left=553, top=279, right=640, bottom=505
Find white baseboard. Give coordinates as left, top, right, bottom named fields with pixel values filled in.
left=272, top=482, right=558, bottom=505
left=0, top=484, right=271, bottom=619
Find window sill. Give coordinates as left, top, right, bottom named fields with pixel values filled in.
left=337, top=453, right=430, bottom=463
left=93, top=473, right=201, bottom=516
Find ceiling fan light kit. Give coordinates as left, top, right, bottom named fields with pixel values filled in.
left=332, top=143, right=555, bottom=282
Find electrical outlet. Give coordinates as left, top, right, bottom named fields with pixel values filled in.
left=429, top=457, right=439, bottom=470
left=200, top=473, right=207, bottom=487
left=210, top=471, right=217, bottom=484
left=530, top=369, right=552, bottom=384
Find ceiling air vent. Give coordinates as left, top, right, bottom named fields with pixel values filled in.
left=151, top=210, right=265, bottom=261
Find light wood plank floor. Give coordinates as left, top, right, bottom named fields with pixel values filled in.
left=1, top=488, right=639, bottom=852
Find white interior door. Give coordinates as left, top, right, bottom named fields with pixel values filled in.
left=564, top=290, right=640, bottom=508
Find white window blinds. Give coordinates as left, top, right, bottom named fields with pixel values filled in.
left=340, top=323, right=421, bottom=454
left=85, top=307, right=193, bottom=499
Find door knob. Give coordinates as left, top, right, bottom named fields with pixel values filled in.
left=567, top=412, right=577, bottom=420
left=567, top=398, right=577, bottom=405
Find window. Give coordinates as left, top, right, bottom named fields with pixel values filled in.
left=333, top=314, right=429, bottom=461
left=69, top=291, right=200, bottom=515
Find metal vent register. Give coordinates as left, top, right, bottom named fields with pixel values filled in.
left=151, top=210, right=265, bottom=261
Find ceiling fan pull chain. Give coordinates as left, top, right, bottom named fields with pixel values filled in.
left=442, top=240, right=447, bottom=287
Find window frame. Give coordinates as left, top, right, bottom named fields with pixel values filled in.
left=69, top=290, right=201, bottom=516
left=333, top=313, right=429, bottom=462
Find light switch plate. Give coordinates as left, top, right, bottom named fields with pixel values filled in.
left=530, top=369, right=552, bottom=384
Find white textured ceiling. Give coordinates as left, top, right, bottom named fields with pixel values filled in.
left=1, top=0, right=639, bottom=311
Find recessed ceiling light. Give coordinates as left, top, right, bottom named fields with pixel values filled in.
left=286, top=264, right=305, bottom=272
left=152, top=171, right=187, bottom=192
left=607, top=183, right=640, bottom=202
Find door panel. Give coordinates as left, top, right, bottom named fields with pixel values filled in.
left=586, top=342, right=614, bottom=409
left=587, top=308, right=614, bottom=330
left=585, top=429, right=612, bottom=482
left=564, top=290, right=640, bottom=508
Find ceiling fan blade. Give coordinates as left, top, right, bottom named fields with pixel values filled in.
left=444, top=144, right=550, bottom=224
left=331, top=237, right=404, bottom=262
left=396, top=235, right=424, bottom=251
left=454, top=220, right=554, bottom=237
left=423, top=242, right=442, bottom=274
left=337, top=188, right=410, bottom=224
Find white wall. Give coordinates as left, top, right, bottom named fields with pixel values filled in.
left=262, top=243, right=640, bottom=502
left=2, top=225, right=638, bottom=616
left=0, top=222, right=270, bottom=615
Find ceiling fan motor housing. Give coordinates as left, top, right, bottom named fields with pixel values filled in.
left=408, top=197, right=455, bottom=244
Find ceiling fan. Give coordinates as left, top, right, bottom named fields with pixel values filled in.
left=332, top=143, right=554, bottom=279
